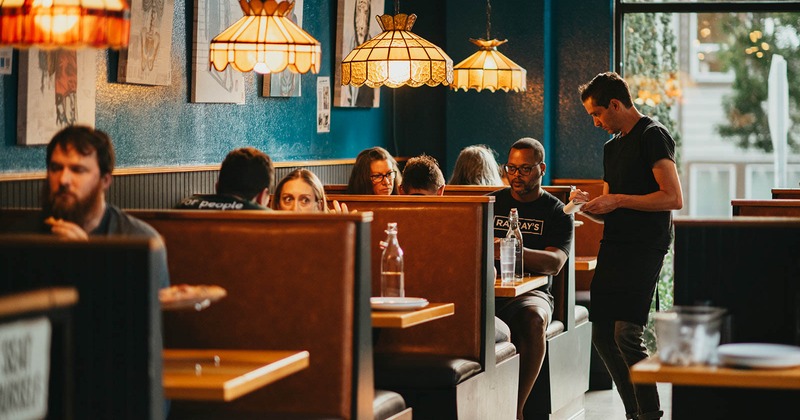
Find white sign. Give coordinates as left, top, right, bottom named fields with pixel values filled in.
left=0, top=317, right=51, bottom=419
left=317, top=77, right=331, bottom=133
left=0, top=48, right=12, bottom=75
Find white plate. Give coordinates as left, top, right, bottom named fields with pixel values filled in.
left=718, top=343, right=800, bottom=369
left=371, top=297, right=429, bottom=311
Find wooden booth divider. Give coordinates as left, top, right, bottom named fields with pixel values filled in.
left=0, top=235, right=165, bottom=419
left=732, top=199, right=800, bottom=217
left=127, top=210, right=384, bottom=420
left=671, top=217, right=800, bottom=418
left=328, top=193, right=591, bottom=420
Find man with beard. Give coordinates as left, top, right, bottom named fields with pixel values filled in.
left=489, top=137, right=573, bottom=420
left=18, top=125, right=169, bottom=288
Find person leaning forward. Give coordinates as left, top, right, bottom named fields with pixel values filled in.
left=575, top=71, right=683, bottom=420
left=490, top=137, right=573, bottom=420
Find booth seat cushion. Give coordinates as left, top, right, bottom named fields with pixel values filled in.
left=374, top=354, right=482, bottom=388
left=495, top=316, right=511, bottom=343
left=575, top=305, right=589, bottom=325
left=495, top=341, right=517, bottom=364
left=374, top=389, right=407, bottom=420
left=546, top=320, right=565, bottom=340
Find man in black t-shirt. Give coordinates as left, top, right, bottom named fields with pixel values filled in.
left=576, top=72, right=683, bottom=420
left=489, top=138, right=573, bottom=420
left=176, top=147, right=273, bottom=210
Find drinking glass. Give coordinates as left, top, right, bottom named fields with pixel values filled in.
left=500, top=238, right=516, bottom=285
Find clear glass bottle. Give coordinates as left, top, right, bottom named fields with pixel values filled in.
left=381, top=222, right=405, bottom=297
left=506, top=208, right=524, bottom=280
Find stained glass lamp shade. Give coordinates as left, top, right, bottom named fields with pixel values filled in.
left=209, top=0, right=321, bottom=74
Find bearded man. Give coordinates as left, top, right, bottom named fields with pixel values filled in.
left=18, top=125, right=169, bottom=288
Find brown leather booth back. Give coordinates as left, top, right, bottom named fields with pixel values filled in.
left=129, top=210, right=373, bottom=420
left=732, top=199, right=800, bottom=217
left=772, top=189, right=800, bottom=199
left=328, top=195, right=492, bottom=363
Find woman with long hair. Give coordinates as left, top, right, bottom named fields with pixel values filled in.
left=346, top=147, right=402, bottom=195
left=449, top=145, right=504, bottom=186
left=272, top=168, right=348, bottom=212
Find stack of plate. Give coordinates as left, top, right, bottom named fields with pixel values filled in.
left=717, top=343, right=800, bottom=368
left=370, top=297, right=429, bottom=311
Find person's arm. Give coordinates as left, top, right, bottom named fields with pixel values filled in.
left=581, top=158, right=683, bottom=214
left=522, top=246, right=568, bottom=276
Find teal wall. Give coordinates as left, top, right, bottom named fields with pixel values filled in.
left=0, top=0, right=612, bottom=180
left=0, top=0, right=393, bottom=174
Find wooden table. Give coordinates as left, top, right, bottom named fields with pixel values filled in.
left=163, top=349, right=310, bottom=401
left=575, top=256, right=597, bottom=271
left=371, top=302, right=455, bottom=328
left=494, top=275, right=549, bottom=297
left=631, top=357, right=800, bottom=390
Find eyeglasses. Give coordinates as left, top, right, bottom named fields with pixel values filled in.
left=504, top=163, right=541, bottom=176
left=369, top=170, right=396, bottom=184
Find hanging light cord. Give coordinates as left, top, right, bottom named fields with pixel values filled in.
left=485, top=0, right=492, bottom=40
left=395, top=0, right=400, bottom=15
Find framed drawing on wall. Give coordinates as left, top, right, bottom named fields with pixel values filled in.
left=191, top=0, right=245, bottom=103
left=333, top=0, right=383, bottom=108
left=17, top=49, right=96, bottom=146
left=262, top=0, right=303, bottom=97
left=118, top=0, right=175, bottom=85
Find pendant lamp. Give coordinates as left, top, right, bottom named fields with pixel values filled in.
left=341, top=0, right=452, bottom=88
left=210, top=0, right=321, bottom=74
left=0, top=0, right=131, bottom=49
left=452, top=0, right=526, bottom=92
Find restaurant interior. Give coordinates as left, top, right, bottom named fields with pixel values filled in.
left=2, top=0, right=800, bottom=419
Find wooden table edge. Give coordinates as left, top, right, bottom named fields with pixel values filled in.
left=163, top=349, right=310, bottom=401
left=631, top=357, right=800, bottom=390
left=371, top=302, right=455, bottom=328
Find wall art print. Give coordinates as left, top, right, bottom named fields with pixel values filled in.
left=262, top=0, right=303, bottom=98
left=333, top=0, right=383, bottom=108
left=118, top=0, right=175, bottom=85
left=17, top=48, right=96, bottom=146
left=191, top=0, right=245, bottom=103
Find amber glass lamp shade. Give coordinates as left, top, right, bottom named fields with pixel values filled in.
left=452, top=38, right=526, bottom=93
left=210, top=0, right=321, bottom=74
left=341, top=13, right=453, bottom=88
left=0, top=0, right=130, bottom=49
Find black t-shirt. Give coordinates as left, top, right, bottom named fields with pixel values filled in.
left=175, top=194, right=268, bottom=211
left=602, top=116, right=675, bottom=250
left=490, top=188, right=573, bottom=292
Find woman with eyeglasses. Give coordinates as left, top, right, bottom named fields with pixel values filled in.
left=346, top=147, right=402, bottom=195
left=272, top=168, right=349, bottom=213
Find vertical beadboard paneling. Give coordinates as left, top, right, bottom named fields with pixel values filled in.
left=0, top=164, right=353, bottom=209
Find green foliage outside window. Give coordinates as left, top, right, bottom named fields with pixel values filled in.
left=716, top=13, right=800, bottom=153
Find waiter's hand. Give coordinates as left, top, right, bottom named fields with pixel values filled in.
left=582, top=194, right=619, bottom=215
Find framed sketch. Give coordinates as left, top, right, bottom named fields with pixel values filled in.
left=333, top=0, right=383, bottom=108
left=191, top=0, right=245, bottom=103
left=262, top=0, right=303, bottom=97
left=17, top=48, right=96, bottom=146
left=118, top=0, right=175, bottom=85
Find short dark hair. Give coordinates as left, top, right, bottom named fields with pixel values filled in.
left=509, top=137, right=545, bottom=163
left=401, top=154, right=445, bottom=193
left=216, top=147, right=274, bottom=200
left=578, top=71, right=634, bottom=108
left=47, top=126, right=115, bottom=176
left=346, top=147, right=402, bottom=194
